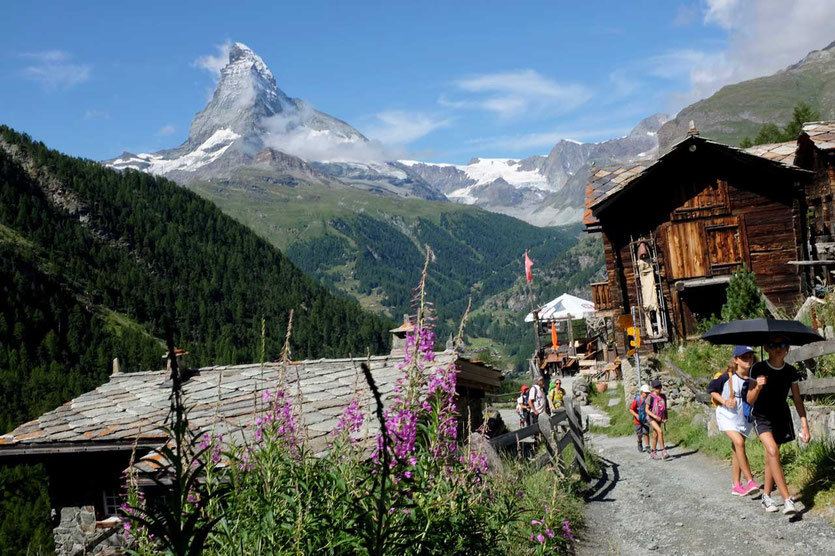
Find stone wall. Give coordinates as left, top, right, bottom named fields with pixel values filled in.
left=53, top=506, right=125, bottom=555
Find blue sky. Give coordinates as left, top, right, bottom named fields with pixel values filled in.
left=2, top=1, right=834, bottom=164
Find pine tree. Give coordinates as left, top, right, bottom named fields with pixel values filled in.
left=721, top=265, right=767, bottom=321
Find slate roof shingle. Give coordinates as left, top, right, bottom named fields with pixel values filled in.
left=0, top=353, right=500, bottom=458
left=803, top=121, right=835, bottom=151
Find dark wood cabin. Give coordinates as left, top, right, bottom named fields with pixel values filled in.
left=745, top=122, right=835, bottom=289
left=584, top=133, right=813, bottom=349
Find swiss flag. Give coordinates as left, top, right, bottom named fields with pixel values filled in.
left=524, top=251, right=534, bottom=283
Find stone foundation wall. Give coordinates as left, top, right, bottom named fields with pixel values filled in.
left=53, top=506, right=125, bottom=555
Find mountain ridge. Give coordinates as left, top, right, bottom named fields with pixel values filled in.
left=658, top=39, right=835, bottom=150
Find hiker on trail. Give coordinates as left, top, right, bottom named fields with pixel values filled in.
left=528, top=378, right=547, bottom=419
left=645, top=379, right=670, bottom=460
left=707, top=345, right=761, bottom=497
left=747, top=336, right=811, bottom=516
left=548, top=378, right=566, bottom=412
left=516, top=385, right=531, bottom=428
left=629, top=384, right=651, bottom=453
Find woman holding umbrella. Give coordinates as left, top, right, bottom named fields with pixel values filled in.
left=747, top=336, right=811, bottom=516
left=702, top=318, right=820, bottom=516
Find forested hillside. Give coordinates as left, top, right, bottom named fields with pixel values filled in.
left=468, top=235, right=606, bottom=369
left=191, top=169, right=580, bottom=346
left=0, top=126, right=390, bottom=554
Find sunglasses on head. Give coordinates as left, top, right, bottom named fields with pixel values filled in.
left=767, top=342, right=788, bottom=349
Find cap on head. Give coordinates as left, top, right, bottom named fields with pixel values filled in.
left=521, top=385, right=529, bottom=392
left=733, top=345, right=755, bottom=357
left=640, top=384, right=651, bottom=393
left=651, top=379, right=662, bottom=389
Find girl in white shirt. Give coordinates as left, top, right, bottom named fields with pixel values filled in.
left=707, top=345, right=761, bottom=497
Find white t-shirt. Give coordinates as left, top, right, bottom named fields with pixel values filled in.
left=715, top=373, right=753, bottom=436
left=528, top=384, right=546, bottom=414
left=516, top=395, right=526, bottom=413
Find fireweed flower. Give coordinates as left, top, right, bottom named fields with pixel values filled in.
left=562, top=519, right=574, bottom=542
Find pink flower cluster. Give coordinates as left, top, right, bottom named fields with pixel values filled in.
left=255, top=388, right=298, bottom=450
left=334, top=398, right=365, bottom=437
left=199, top=433, right=223, bottom=464
left=528, top=514, right=575, bottom=552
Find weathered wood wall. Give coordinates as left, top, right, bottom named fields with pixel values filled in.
left=595, top=142, right=808, bottom=347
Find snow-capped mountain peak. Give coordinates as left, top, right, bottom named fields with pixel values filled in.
left=105, top=42, right=446, bottom=200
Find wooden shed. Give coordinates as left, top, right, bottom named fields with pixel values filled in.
left=584, top=133, right=812, bottom=347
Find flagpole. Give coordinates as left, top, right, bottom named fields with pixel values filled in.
left=524, top=251, right=541, bottom=380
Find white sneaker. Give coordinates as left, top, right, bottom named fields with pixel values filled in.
left=762, top=494, right=779, bottom=513
left=782, top=497, right=798, bottom=516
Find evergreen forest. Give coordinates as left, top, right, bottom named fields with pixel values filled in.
left=0, top=126, right=391, bottom=554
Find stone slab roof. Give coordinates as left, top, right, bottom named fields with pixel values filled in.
left=803, top=121, right=835, bottom=150
left=744, top=141, right=798, bottom=166
left=0, top=352, right=500, bottom=458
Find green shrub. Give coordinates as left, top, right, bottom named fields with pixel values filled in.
left=721, top=265, right=766, bottom=322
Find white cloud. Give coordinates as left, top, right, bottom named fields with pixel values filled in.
left=672, top=3, right=699, bottom=27
left=193, top=40, right=232, bottom=79
left=156, top=124, right=176, bottom=136
left=19, top=50, right=91, bottom=90
left=262, top=103, right=389, bottom=163
left=657, top=0, right=835, bottom=109
left=364, top=111, right=451, bottom=146
left=83, top=109, right=110, bottom=121
left=442, top=69, right=591, bottom=119
left=703, top=0, right=742, bottom=29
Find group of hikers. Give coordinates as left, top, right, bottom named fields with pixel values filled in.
left=629, top=337, right=811, bottom=516
left=517, top=334, right=811, bottom=517
left=515, top=376, right=567, bottom=427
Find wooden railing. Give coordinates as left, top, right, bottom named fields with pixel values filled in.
left=489, top=397, right=589, bottom=480
left=591, top=281, right=613, bottom=311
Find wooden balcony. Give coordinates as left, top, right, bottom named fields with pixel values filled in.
left=591, top=281, right=614, bottom=311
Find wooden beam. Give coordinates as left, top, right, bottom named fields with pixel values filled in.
left=786, top=340, right=835, bottom=363
left=799, top=378, right=835, bottom=396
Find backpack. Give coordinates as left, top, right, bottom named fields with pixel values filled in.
left=633, top=393, right=647, bottom=423
left=648, top=393, right=667, bottom=420
left=739, top=380, right=753, bottom=423
left=710, top=370, right=734, bottom=408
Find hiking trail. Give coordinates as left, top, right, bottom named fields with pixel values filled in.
left=578, top=433, right=835, bottom=555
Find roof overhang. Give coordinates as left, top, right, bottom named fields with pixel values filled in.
left=0, top=438, right=163, bottom=458
left=590, top=135, right=813, bottom=216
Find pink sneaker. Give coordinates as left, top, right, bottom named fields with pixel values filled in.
left=732, top=483, right=747, bottom=496
left=661, top=449, right=671, bottom=460
left=741, top=479, right=761, bottom=496
left=650, top=450, right=659, bottom=460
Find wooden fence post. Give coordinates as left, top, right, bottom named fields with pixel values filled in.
left=564, top=397, right=589, bottom=480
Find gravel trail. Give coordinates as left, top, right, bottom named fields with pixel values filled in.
left=578, top=433, right=835, bottom=556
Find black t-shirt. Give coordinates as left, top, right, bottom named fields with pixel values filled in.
left=749, top=360, right=799, bottom=419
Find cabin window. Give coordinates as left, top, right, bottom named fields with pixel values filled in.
left=671, top=179, right=730, bottom=221
left=102, top=489, right=123, bottom=518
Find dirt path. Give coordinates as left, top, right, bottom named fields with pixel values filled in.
left=578, top=434, right=835, bottom=556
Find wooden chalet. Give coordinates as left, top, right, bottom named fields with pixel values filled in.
left=584, top=131, right=813, bottom=348
left=0, top=330, right=501, bottom=555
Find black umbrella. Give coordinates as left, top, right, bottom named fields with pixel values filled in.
left=701, top=318, right=824, bottom=346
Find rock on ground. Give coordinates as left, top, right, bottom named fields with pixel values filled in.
left=578, top=434, right=835, bottom=556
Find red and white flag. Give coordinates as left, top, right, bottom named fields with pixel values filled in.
left=524, top=251, right=534, bottom=283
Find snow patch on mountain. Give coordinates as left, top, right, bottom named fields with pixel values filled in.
left=399, top=157, right=551, bottom=203
left=109, top=128, right=241, bottom=174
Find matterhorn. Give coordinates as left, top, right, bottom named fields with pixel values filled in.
left=107, top=42, right=445, bottom=200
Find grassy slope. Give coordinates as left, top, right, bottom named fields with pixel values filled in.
left=664, top=56, right=835, bottom=147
